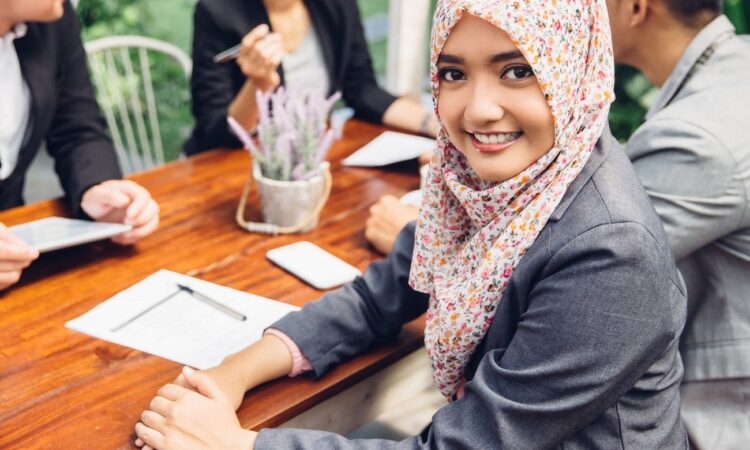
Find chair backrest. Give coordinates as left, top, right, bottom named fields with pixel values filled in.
left=85, top=35, right=192, bottom=175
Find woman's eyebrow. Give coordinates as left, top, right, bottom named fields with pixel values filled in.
left=437, top=51, right=525, bottom=65
left=437, top=53, right=463, bottom=64
left=487, top=51, right=524, bottom=64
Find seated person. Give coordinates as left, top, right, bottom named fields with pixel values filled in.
left=371, top=0, right=750, bottom=445
left=185, top=0, right=439, bottom=155
left=0, top=0, right=159, bottom=291
left=606, top=0, right=750, bottom=447
left=135, top=1, right=688, bottom=448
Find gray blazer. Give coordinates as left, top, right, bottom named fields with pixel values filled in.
left=258, top=130, right=688, bottom=449
left=625, top=16, right=750, bottom=382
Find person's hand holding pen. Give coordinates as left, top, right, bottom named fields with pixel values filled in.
left=237, top=24, right=284, bottom=92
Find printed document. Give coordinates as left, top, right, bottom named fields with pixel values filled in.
left=66, top=270, right=298, bottom=369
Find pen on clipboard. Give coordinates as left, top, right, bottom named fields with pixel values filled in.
left=177, top=284, right=247, bottom=322
left=213, top=43, right=242, bottom=64
left=111, top=288, right=182, bottom=332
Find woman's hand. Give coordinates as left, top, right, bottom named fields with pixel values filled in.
left=365, top=195, right=419, bottom=254
left=236, top=24, right=284, bottom=92
left=135, top=367, right=257, bottom=450
left=171, top=361, right=248, bottom=411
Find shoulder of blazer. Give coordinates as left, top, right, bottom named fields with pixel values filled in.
left=15, top=3, right=73, bottom=152
left=313, top=0, right=353, bottom=24
left=196, top=0, right=268, bottom=35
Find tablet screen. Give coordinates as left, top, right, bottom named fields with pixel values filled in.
left=10, top=217, right=132, bottom=253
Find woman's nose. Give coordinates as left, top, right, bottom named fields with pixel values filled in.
left=463, top=83, right=505, bottom=127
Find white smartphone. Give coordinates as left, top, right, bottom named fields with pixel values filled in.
left=266, top=241, right=362, bottom=290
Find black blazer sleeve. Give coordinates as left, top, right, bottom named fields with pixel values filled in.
left=187, top=0, right=244, bottom=155
left=337, top=0, right=397, bottom=124
left=45, top=1, right=122, bottom=215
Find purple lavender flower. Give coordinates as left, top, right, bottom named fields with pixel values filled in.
left=238, top=87, right=341, bottom=181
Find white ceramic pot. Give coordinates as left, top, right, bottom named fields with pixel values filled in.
left=252, top=162, right=328, bottom=233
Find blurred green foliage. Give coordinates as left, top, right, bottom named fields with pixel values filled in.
left=77, top=0, right=193, bottom=162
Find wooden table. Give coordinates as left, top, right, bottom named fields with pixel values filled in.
left=0, top=120, right=425, bottom=449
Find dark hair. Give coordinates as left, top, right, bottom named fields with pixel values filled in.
left=663, top=0, right=723, bottom=24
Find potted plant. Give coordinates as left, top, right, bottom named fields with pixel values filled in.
left=229, top=88, right=342, bottom=234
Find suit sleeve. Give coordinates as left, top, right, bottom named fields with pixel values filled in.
left=268, top=222, right=429, bottom=378
left=625, top=118, right=746, bottom=261
left=255, top=222, right=686, bottom=449
left=339, top=1, right=397, bottom=124
left=45, top=2, right=122, bottom=216
left=188, top=1, right=243, bottom=154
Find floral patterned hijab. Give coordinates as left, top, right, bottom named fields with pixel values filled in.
left=409, top=0, right=615, bottom=399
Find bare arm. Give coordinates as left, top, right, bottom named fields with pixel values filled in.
left=223, top=333, right=293, bottom=397
left=227, top=78, right=262, bottom=131
left=382, top=97, right=439, bottom=138
left=167, top=333, right=293, bottom=413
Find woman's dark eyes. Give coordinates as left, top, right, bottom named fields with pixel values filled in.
left=502, top=65, right=534, bottom=80
left=438, top=68, right=465, bottom=82
left=438, top=65, right=535, bottom=82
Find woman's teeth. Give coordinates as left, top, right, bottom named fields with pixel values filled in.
left=472, top=132, right=522, bottom=145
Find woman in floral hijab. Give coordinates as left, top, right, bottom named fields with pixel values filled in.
left=135, top=1, right=687, bottom=449
left=411, top=0, right=616, bottom=399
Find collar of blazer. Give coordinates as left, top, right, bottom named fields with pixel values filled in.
left=547, top=126, right=614, bottom=223
left=647, top=15, right=736, bottom=120
left=13, top=26, right=46, bottom=153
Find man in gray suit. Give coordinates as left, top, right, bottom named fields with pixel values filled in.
left=606, top=0, right=750, bottom=448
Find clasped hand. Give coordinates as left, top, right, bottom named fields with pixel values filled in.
left=134, top=366, right=256, bottom=450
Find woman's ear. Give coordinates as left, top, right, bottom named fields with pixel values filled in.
left=627, top=0, right=651, bottom=28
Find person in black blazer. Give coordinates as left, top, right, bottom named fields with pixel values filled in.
left=186, top=0, right=439, bottom=155
left=0, top=0, right=159, bottom=291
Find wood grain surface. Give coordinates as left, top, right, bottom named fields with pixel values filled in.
left=0, top=120, right=426, bottom=449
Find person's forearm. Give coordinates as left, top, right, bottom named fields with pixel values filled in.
left=222, top=334, right=294, bottom=392
left=228, top=78, right=261, bottom=131
left=382, top=97, right=439, bottom=137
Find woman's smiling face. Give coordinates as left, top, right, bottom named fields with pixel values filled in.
left=436, top=14, right=555, bottom=183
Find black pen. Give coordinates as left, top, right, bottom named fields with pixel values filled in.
left=177, top=283, right=247, bottom=321
left=213, top=43, right=242, bottom=64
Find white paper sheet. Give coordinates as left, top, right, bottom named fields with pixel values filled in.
left=342, top=131, right=435, bottom=167
left=65, top=270, right=298, bottom=369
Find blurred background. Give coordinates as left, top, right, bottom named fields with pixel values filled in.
left=72, top=0, right=749, bottom=150
left=23, top=0, right=745, bottom=204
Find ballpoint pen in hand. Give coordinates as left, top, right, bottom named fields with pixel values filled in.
left=213, top=43, right=242, bottom=64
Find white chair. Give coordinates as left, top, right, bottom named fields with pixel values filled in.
left=85, top=36, right=192, bottom=174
